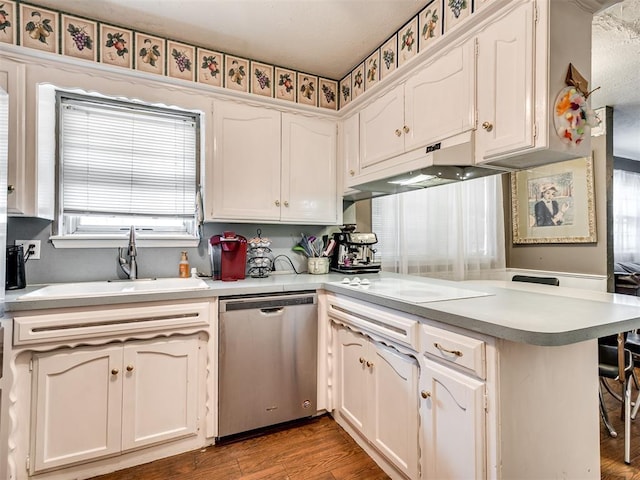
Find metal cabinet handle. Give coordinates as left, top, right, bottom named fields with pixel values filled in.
left=481, top=121, right=493, bottom=132
left=394, top=129, right=402, bottom=137
left=434, top=342, right=463, bottom=357
left=275, top=200, right=280, bottom=207
left=421, top=390, right=431, bottom=399
left=111, top=368, right=119, bottom=375
left=403, top=125, right=410, bottom=133
left=283, top=200, right=289, bottom=207
left=359, top=357, right=365, bottom=364
left=7, top=184, right=15, bottom=194
left=126, top=365, right=134, bottom=372
left=349, top=169, right=355, bottom=176
left=366, top=361, right=373, bottom=368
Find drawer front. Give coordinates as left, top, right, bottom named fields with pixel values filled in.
left=327, top=294, right=419, bottom=351
left=421, top=324, right=485, bottom=379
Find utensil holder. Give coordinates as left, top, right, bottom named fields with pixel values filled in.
left=308, top=257, right=329, bottom=275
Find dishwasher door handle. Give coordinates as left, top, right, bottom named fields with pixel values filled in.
left=260, top=307, right=285, bottom=315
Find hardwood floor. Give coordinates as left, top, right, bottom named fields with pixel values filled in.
left=89, top=385, right=640, bottom=480
left=89, top=414, right=390, bottom=480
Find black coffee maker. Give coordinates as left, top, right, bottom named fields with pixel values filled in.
left=6, top=244, right=26, bottom=290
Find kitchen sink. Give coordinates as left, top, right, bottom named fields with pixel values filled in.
left=16, top=277, right=210, bottom=300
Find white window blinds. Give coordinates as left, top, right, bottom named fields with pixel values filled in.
left=59, top=95, right=198, bottom=219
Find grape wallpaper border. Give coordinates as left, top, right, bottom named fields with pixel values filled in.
left=1, top=0, right=489, bottom=111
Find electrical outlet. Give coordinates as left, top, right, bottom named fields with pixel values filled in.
left=15, top=240, right=41, bottom=260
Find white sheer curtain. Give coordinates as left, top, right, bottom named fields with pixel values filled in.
left=371, top=175, right=505, bottom=280
left=613, top=169, right=640, bottom=263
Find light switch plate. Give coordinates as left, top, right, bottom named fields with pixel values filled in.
left=15, top=240, right=41, bottom=260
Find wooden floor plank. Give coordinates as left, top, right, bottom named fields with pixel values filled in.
left=88, top=388, right=640, bottom=480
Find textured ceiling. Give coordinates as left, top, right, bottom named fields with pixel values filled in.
left=30, top=0, right=640, bottom=160
left=592, top=0, right=640, bottom=160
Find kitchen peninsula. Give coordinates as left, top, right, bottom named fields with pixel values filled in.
left=3, top=272, right=639, bottom=479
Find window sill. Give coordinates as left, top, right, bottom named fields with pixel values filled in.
left=50, top=235, right=200, bottom=249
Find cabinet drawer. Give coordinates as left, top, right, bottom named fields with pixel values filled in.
left=420, top=324, right=485, bottom=379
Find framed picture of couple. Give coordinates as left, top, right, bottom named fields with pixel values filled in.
left=511, top=156, right=596, bottom=244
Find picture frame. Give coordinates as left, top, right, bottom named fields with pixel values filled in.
left=167, top=40, right=195, bottom=82
left=318, top=77, right=338, bottom=110
left=100, top=24, right=132, bottom=69
left=224, top=55, right=249, bottom=93
left=275, top=67, right=296, bottom=102
left=20, top=3, right=58, bottom=54
left=197, top=47, right=223, bottom=87
left=511, top=156, right=596, bottom=244
left=297, top=72, right=317, bottom=107
left=135, top=32, right=165, bottom=75
left=250, top=61, right=274, bottom=98
left=62, top=14, right=97, bottom=62
left=0, top=0, right=17, bottom=46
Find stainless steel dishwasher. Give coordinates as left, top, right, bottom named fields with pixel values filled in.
left=218, top=291, right=318, bottom=438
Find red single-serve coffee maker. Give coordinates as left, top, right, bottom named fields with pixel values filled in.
left=209, top=232, right=247, bottom=281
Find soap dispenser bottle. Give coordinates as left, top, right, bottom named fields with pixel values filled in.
left=179, top=251, right=190, bottom=278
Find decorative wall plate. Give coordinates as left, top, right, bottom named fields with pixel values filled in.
left=553, top=86, right=596, bottom=146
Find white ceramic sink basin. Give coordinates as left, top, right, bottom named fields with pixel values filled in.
left=17, top=277, right=210, bottom=300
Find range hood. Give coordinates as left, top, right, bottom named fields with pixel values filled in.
left=347, top=132, right=510, bottom=200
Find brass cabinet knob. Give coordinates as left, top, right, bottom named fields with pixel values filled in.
left=275, top=200, right=280, bottom=207
left=111, top=368, right=119, bottom=375
left=366, top=361, right=373, bottom=368
left=359, top=357, right=365, bottom=364
left=481, top=121, right=493, bottom=132
left=126, top=365, right=134, bottom=372
left=7, top=184, right=15, bottom=194
left=349, top=169, right=355, bottom=176
left=283, top=200, right=289, bottom=207
left=403, top=125, right=410, bottom=133
left=421, top=390, right=431, bottom=399
left=394, top=129, right=402, bottom=137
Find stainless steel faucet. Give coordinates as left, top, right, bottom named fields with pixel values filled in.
left=118, top=225, right=138, bottom=279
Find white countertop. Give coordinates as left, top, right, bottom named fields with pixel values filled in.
left=5, top=272, right=640, bottom=346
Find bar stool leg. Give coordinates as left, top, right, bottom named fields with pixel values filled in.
left=625, top=377, right=632, bottom=464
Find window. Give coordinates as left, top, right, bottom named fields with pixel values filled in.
left=53, top=91, right=201, bottom=246
left=613, top=169, right=640, bottom=263
left=371, top=175, right=505, bottom=280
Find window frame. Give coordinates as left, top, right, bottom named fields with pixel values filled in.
left=50, top=88, right=203, bottom=249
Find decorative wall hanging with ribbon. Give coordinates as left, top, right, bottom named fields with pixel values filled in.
left=553, top=63, right=599, bottom=146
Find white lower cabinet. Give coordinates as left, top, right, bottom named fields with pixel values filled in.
left=420, top=359, right=486, bottom=480
left=336, top=326, right=419, bottom=479
left=30, top=336, right=199, bottom=473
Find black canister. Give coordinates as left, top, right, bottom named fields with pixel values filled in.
left=6, top=244, right=26, bottom=290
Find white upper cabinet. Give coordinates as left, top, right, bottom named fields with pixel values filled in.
left=0, top=58, right=27, bottom=215
left=340, top=112, right=359, bottom=190
left=475, top=2, right=535, bottom=162
left=404, top=39, right=475, bottom=152
left=210, top=100, right=338, bottom=224
left=356, top=39, right=475, bottom=180
left=210, top=100, right=282, bottom=221
left=281, top=113, right=338, bottom=224
left=476, top=0, right=593, bottom=169
left=359, top=84, right=405, bottom=171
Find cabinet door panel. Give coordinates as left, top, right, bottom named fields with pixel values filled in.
left=359, top=85, right=404, bottom=169
left=32, top=346, right=123, bottom=473
left=281, top=114, right=337, bottom=223
left=369, top=342, right=419, bottom=479
left=341, top=112, right=360, bottom=190
left=405, top=40, right=475, bottom=151
left=476, top=2, right=535, bottom=161
left=121, top=337, right=199, bottom=451
left=420, top=359, right=485, bottom=480
left=336, top=328, right=368, bottom=434
left=211, top=101, right=281, bottom=220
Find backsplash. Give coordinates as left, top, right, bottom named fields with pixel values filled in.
left=0, top=0, right=494, bottom=110
left=7, top=218, right=339, bottom=285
